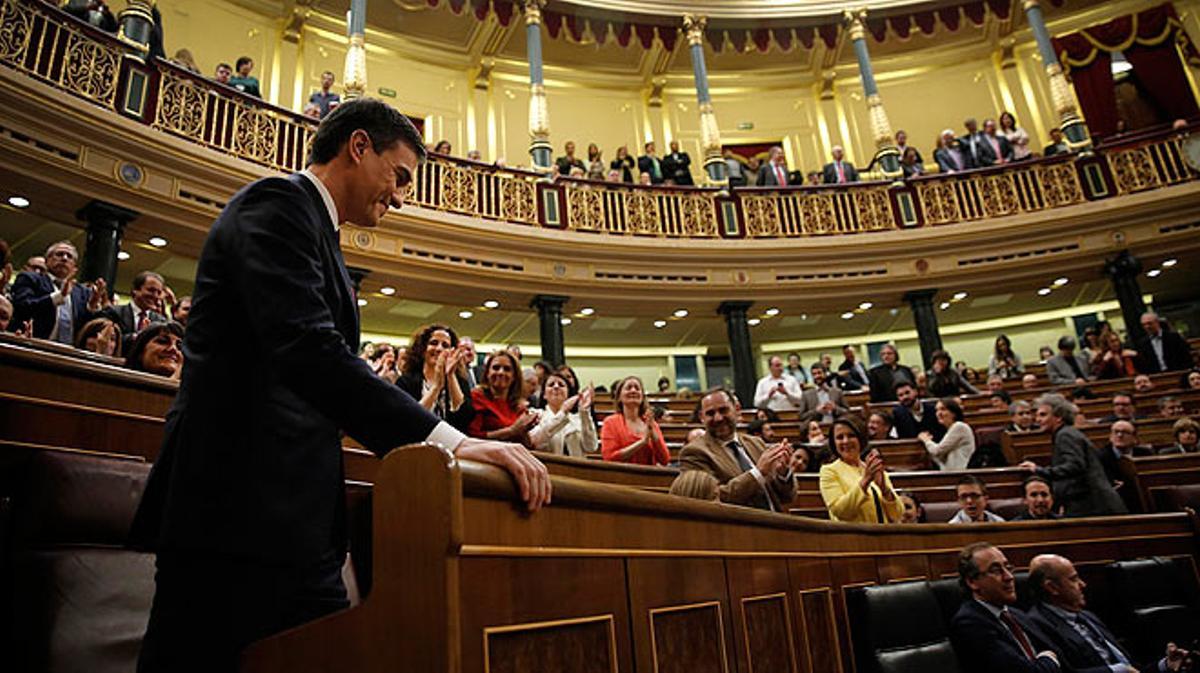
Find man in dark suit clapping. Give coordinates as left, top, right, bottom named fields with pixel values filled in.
left=131, top=99, right=551, bottom=673
left=9, top=240, right=107, bottom=342
left=637, top=141, right=664, bottom=185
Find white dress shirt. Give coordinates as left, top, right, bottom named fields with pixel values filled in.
left=754, top=373, right=803, bottom=412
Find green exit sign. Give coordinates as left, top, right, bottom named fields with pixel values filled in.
left=737, top=121, right=754, bottom=130
left=378, top=87, right=397, bottom=98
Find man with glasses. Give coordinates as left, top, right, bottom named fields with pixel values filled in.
left=9, top=241, right=107, bottom=342
left=949, top=476, right=1006, bottom=523
left=950, top=542, right=1062, bottom=672
left=1098, top=420, right=1152, bottom=487
left=1101, top=392, right=1138, bottom=424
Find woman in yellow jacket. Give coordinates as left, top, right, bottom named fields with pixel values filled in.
left=819, top=415, right=905, bottom=523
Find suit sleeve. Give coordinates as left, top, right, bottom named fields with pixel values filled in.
left=9, top=272, right=55, bottom=332
left=1037, top=432, right=1087, bottom=482
left=950, top=611, right=1060, bottom=673
left=679, top=444, right=762, bottom=505
left=228, top=181, right=443, bottom=456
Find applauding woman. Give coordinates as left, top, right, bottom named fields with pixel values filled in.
left=918, top=398, right=975, bottom=470
left=1091, top=329, right=1139, bottom=379
left=530, top=371, right=598, bottom=457
left=819, top=415, right=904, bottom=523
left=469, top=350, right=537, bottom=448
left=398, top=323, right=474, bottom=432
left=601, top=375, right=670, bottom=465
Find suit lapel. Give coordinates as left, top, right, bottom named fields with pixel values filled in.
left=704, top=434, right=743, bottom=481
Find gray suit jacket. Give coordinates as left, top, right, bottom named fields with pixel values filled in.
left=678, top=433, right=794, bottom=511
left=1045, top=353, right=1090, bottom=385
left=1036, top=425, right=1128, bottom=517
left=796, top=386, right=847, bottom=419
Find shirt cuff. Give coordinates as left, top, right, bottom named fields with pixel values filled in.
left=426, top=421, right=467, bottom=454
left=51, top=290, right=64, bottom=305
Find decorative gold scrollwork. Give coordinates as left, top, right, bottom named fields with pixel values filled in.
left=0, top=0, right=33, bottom=63
left=1036, top=163, right=1084, bottom=207
left=916, top=181, right=961, bottom=225
left=625, top=191, right=660, bottom=234
left=61, top=33, right=119, bottom=106
left=853, top=189, right=893, bottom=231
left=678, top=194, right=716, bottom=237
left=440, top=164, right=478, bottom=212
left=742, top=196, right=781, bottom=237
left=232, top=105, right=277, bottom=165
left=567, top=185, right=604, bottom=231
left=499, top=177, right=536, bottom=224
left=155, top=73, right=207, bottom=139
left=1108, top=147, right=1160, bottom=194
left=797, top=194, right=836, bottom=235
left=977, top=175, right=1020, bottom=218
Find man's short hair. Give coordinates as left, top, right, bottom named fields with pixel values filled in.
left=235, top=56, right=252, bottom=70
left=1157, top=396, right=1180, bottom=412
left=746, top=419, right=768, bottom=436
left=958, top=541, right=994, bottom=590
left=990, top=390, right=1012, bottom=405
left=870, top=409, right=893, bottom=428
left=1037, top=393, right=1076, bottom=425
left=957, top=475, right=987, bottom=494
left=1057, top=336, right=1076, bottom=350
left=45, top=240, right=77, bottom=257
left=1010, top=400, right=1032, bottom=414
left=132, top=270, right=164, bottom=291
left=894, top=380, right=914, bottom=393
left=322, top=70, right=335, bottom=78
left=1022, top=475, right=1050, bottom=492
left=216, top=62, right=231, bottom=72
left=309, top=98, right=427, bottom=166
left=1174, top=417, right=1199, bottom=439
left=701, top=387, right=736, bottom=407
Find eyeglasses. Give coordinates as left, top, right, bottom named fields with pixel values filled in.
left=1112, top=429, right=1135, bottom=436
left=958, top=491, right=984, bottom=501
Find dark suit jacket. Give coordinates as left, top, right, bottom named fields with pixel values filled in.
left=102, top=303, right=169, bottom=354
left=1135, top=331, right=1192, bottom=373
left=983, top=134, right=1014, bottom=163
left=892, top=401, right=942, bottom=440
left=1044, top=142, right=1069, bottom=157
left=934, top=144, right=974, bottom=173
left=868, top=363, right=916, bottom=403
left=1035, top=425, right=1128, bottom=517
left=837, top=359, right=870, bottom=389
left=678, top=433, right=794, bottom=511
left=662, top=151, right=693, bottom=185
left=130, top=174, right=441, bottom=565
left=9, top=270, right=96, bottom=340
left=637, top=155, right=664, bottom=184
left=821, top=161, right=860, bottom=184
left=949, top=599, right=1061, bottom=673
left=1097, top=441, right=1154, bottom=485
left=755, top=162, right=791, bottom=186
left=1045, top=353, right=1091, bottom=385
left=1027, top=603, right=1132, bottom=673
left=961, top=132, right=996, bottom=167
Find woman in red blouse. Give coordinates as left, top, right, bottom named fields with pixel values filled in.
left=469, top=350, right=537, bottom=447
left=1091, top=329, right=1139, bottom=380
left=601, top=376, right=670, bottom=465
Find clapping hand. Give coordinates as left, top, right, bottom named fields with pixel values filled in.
left=14, top=319, right=33, bottom=338
left=96, top=321, right=117, bottom=355
left=578, top=384, right=594, bottom=411
left=756, top=439, right=792, bottom=479
left=917, top=431, right=932, bottom=443
left=61, top=269, right=77, bottom=297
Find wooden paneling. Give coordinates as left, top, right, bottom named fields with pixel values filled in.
left=483, top=615, right=617, bottom=673
left=629, top=558, right=735, bottom=673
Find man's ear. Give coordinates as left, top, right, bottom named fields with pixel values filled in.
left=348, top=129, right=370, bottom=164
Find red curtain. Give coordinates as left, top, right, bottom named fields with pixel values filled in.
left=1069, top=51, right=1121, bottom=138
left=1125, top=42, right=1200, bottom=121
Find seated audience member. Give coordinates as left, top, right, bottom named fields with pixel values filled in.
left=1091, top=330, right=1139, bottom=379
left=805, top=170, right=821, bottom=185
left=989, top=390, right=1012, bottom=411
left=895, top=130, right=923, bottom=164
left=1181, top=368, right=1200, bottom=390
left=228, top=56, right=261, bottom=97
left=10, top=240, right=106, bottom=343
left=433, top=140, right=452, bottom=154
left=755, top=408, right=781, bottom=423
left=920, top=398, right=976, bottom=471
left=1158, top=395, right=1185, bottom=419
left=898, top=491, right=926, bottom=523
left=934, top=129, right=972, bottom=173
left=756, top=146, right=791, bottom=186
left=746, top=419, right=776, bottom=443
left=867, top=410, right=897, bottom=441
left=819, top=415, right=904, bottom=523
left=998, top=112, right=1031, bottom=160
left=125, top=321, right=184, bottom=378
left=950, top=542, right=1061, bottom=673
left=1101, top=391, right=1137, bottom=423
left=656, top=376, right=671, bottom=393
left=171, top=49, right=200, bottom=74
left=868, top=343, right=915, bottom=403
left=914, top=369, right=928, bottom=396
left=838, top=344, right=870, bottom=391
left=104, top=270, right=168, bottom=339
left=1012, top=476, right=1058, bottom=520
left=989, top=334, right=1024, bottom=379
left=1028, top=554, right=1188, bottom=672
left=1008, top=400, right=1036, bottom=432
left=985, top=374, right=1005, bottom=394
left=1046, top=336, right=1091, bottom=386
left=555, top=141, right=586, bottom=176
left=0, top=295, right=12, bottom=332
left=949, top=476, right=1005, bottom=523
left=799, top=420, right=826, bottom=448
left=900, top=146, right=925, bottom=178
left=531, top=372, right=597, bottom=458
left=668, top=470, right=719, bottom=501
left=469, top=350, right=535, bottom=448
left=891, top=381, right=940, bottom=440
left=1136, top=311, right=1192, bottom=373
left=309, top=70, right=340, bottom=119
left=601, top=376, right=670, bottom=465
left=638, top=141, right=664, bottom=184
left=398, top=324, right=474, bottom=433
left=754, top=355, right=803, bottom=412
left=75, top=317, right=122, bottom=357
left=1019, top=394, right=1127, bottom=517
left=1043, top=127, right=1069, bottom=156
left=679, top=388, right=794, bottom=511
left=214, top=62, right=233, bottom=86
left=1038, top=345, right=1054, bottom=362
left=1098, top=420, right=1152, bottom=485
left=981, top=118, right=1014, bottom=165
left=1021, top=373, right=1039, bottom=390
left=927, top=349, right=979, bottom=397
left=1161, top=417, right=1199, bottom=455
left=1133, top=373, right=1155, bottom=394
left=171, top=295, right=192, bottom=326
left=822, top=146, right=859, bottom=184
left=797, top=364, right=847, bottom=422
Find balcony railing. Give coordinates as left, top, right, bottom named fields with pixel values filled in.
left=3, top=0, right=1198, bottom=240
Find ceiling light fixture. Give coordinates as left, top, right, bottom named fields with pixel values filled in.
left=1162, top=259, right=1177, bottom=268
left=579, top=307, right=595, bottom=316
left=482, top=299, right=499, bottom=309
left=952, top=291, right=968, bottom=301
left=1053, top=277, right=1069, bottom=287
left=841, top=312, right=854, bottom=320
left=939, top=301, right=951, bottom=310
left=673, top=309, right=689, bottom=318
left=653, top=320, right=667, bottom=328
left=1147, top=269, right=1162, bottom=278
left=800, top=313, right=808, bottom=320
left=1037, top=287, right=1052, bottom=296
left=7, top=195, right=29, bottom=208
left=458, top=310, right=474, bottom=319
left=357, top=298, right=367, bottom=307
left=765, top=307, right=780, bottom=316
left=380, top=286, right=396, bottom=296
left=560, top=317, right=572, bottom=325
left=149, top=236, right=168, bottom=248
left=858, top=301, right=873, bottom=310
left=117, top=251, right=130, bottom=261
left=747, top=318, right=761, bottom=326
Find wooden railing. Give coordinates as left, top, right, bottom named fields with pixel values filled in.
left=3, top=0, right=1198, bottom=240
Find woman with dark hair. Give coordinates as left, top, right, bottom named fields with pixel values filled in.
left=610, top=145, right=635, bottom=183
left=433, top=140, right=451, bottom=154
left=900, top=146, right=925, bottom=178
left=988, top=334, right=1024, bottom=379
left=926, top=349, right=978, bottom=397
left=918, top=398, right=975, bottom=470
left=998, top=111, right=1031, bottom=160
left=530, top=371, right=597, bottom=457
left=556, top=365, right=580, bottom=392
left=586, top=144, right=606, bottom=181
left=468, top=350, right=537, bottom=447
left=1181, top=368, right=1200, bottom=390
left=76, top=316, right=123, bottom=357
left=125, top=321, right=184, bottom=378
left=397, top=323, right=474, bottom=432
left=898, top=492, right=926, bottom=523
left=818, top=415, right=904, bottom=523
left=600, top=376, right=669, bottom=465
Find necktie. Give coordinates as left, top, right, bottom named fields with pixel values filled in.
left=989, top=137, right=1001, bottom=161
left=1152, top=336, right=1166, bottom=370
left=55, top=295, right=73, bottom=345
left=1074, top=613, right=1127, bottom=665
left=726, top=440, right=754, bottom=473
left=952, top=150, right=962, bottom=169
left=999, top=610, right=1036, bottom=661
left=775, top=164, right=786, bottom=186
left=837, top=162, right=845, bottom=183
left=137, top=310, right=149, bottom=332
left=651, top=157, right=661, bottom=180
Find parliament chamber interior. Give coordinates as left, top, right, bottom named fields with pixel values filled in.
left=3, top=0, right=1200, bottom=671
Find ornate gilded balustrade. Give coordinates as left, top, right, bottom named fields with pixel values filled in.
left=2, top=0, right=1197, bottom=240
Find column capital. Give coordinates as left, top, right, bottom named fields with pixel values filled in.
left=1022, top=0, right=1041, bottom=10
left=717, top=300, right=753, bottom=317
left=530, top=294, right=569, bottom=310
left=524, top=0, right=546, bottom=26
left=682, top=14, right=707, bottom=47
left=843, top=7, right=868, bottom=41
left=902, top=289, right=938, bottom=303
left=1103, top=250, right=1142, bottom=278
left=76, top=200, right=139, bottom=228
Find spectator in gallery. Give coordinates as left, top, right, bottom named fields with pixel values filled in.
left=867, top=410, right=896, bottom=441
left=638, top=141, right=664, bottom=185
left=605, top=169, right=621, bottom=182
left=898, top=492, right=926, bottom=523
left=796, top=364, right=847, bottom=423
left=75, top=316, right=123, bottom=357
left=723, top=149, right=747, bottom=187
left=1183, top=369, right=1200, bottom=390
left=0, top=295, right=12, bottom=332
left=901, top=146, right=925, bottom=178
left=397, top=323, right=474, bottom=433
left=171, top=49, right=201, bottom=74
left=531, top=372, right=597, bottom=458
left=309, top=70, right=341, bottom=119
left=920, top=398, right=976, bottom=471
left=838, top=344, right=870, bottom=391
left=468, top=350, right=536, bottom=448
left=125, top=321, right=184, bottom=379
left=1157, top=395, right=1185, bottom=419
left=229, top=56, right=262, bottom=98
left=805, top=171, right=822, bottom=185
left=1038, top=345, right=1054, bottom=362
left=601, top=376, right=670, bottom=465
left=657, top=376, right=671, bottom=393
left=745, top=155, right=761, bottom=178
left=754, top=355, right=804, bottom=413
left=10, top=240, right=106, bottom=344
left=960, top=117, right=994, bottom=167
left=1136, top=311, right=1192, bottom=373
left=214, top=62, right=233, bottom=86
left=585, top=144, right=606, bottom=181
left=1009, top=400, right=1036, bottom=432
left=894, top=129, right=922, bottom=165
left=822, top=145, right=859, bottom=184
left=1021, top=373, right=1039, bottom=390
left=868, top=343, right=915, bottom=403
left=934, top=129, right=971, bottom=173
left=1161, top=417, right=1199, bottom=454
left=662, top=140, right=693, bottom=186
left=756, top=146, right=791, bottom=187
left=302, top=103, right=321, bottom=119
left=819, top=415, right=904, bottom=524
left=997, top=112, right=1030, bottom=161
left=1091, top=329, right=1139, bottom=379
left=637, top=173, right=652, bottom=186
left=1012, top=476, right=1058, bottom=521
left=1043, top=127, right=1069, bottom=156
left=554, top=141, right=585, bottom=176
left=679, top=389, right=795, bottom=511
left=609, top=145, right=635, bottom=183
left=172, top=295, right=192, bottom=326
left=785, top=352, right=810, bottom=385
left=1045, top=336, right=1091, bottom=386
left=988, top=334, right=1024, bottom=379
left=1133, top=374, right=1155, bottom=394
left=949, top=475, right=1005, bottom=523
left=926, top=349, right=979, bottom=397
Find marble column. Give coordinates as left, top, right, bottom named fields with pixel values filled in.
left=76, top=201, right=137, bottom=296
left=524, top=0, right=552, bottom=169
left=531, top=295, right=568, bottom=367
left=718, top=301, right=757, bottom=409
left=1103, top=251, right=1148, bottom=345
left=904, top=289, right=944, bottom=371
left=1023, top=0, right=1092, bottom=149
left=844, top=9, right=901, bottom=178
left=342, top=0, right=368, bottom=100
left=682, top=15, right=727, bottom=183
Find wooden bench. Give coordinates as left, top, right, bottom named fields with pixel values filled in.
left=1119, top=453, right=1200, bottom=513
left=1003, top=418, right=1181, bottom=465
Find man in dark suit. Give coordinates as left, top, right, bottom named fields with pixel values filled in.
left=796, top=364, right=847, bottom=423
left=9, top=240, right=106, bottom=342
left=982, top=118, right=1014, bottom=165
left=1136, top=311, right=1192, bottom=373
left=1045, top=336, right=1091, bottom=386
left=821, top=145, right=859, bottom=184
left=950, top=542, right=1063, bottom=672
left=103, top=269, right=168, bottom=336
left=661, top=140, right=693, bottom=186
left=1096, top=420, right=1153, bottom=487
left=1011, top=476, right=1059, bottom=521
left=756, top=146, right=791, bottom=186
left=1043, top=127, right=1069, bottom=156
left=1028, top=554, right=1186, bottom=672
left=637, top=141, right=664, bottom=185
left=130, top=99, right=550, bottom=673
left=960, top=117, right=997, bottom=167
left=678, top=388, right=794, bottom=511
left=894, top=130, right=923, bottom=165
left=1019, top=394, right=1127, bottom=517
left=868, top=343, right=916, bottom=403
left=837, top=344, right=870, bottom=391
left=935, top=129, right=973, bottom=174
left=891, top=381, right=942, bottom=440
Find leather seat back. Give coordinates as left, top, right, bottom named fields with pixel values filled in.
left=847, top=580, right=963, bottom=673
left=1107, top=557, right=1200, bottom=661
